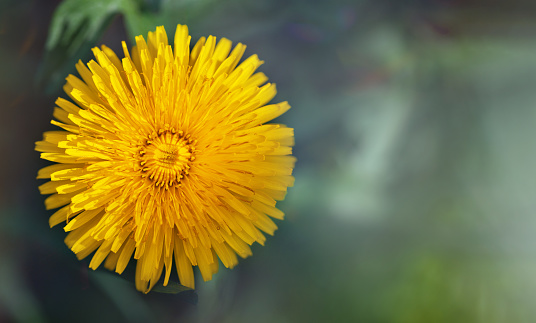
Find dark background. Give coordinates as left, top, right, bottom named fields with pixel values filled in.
left=2, top=0, right=536, bottom=322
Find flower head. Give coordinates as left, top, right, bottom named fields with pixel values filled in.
left=36, top=25, right=295, bottom=293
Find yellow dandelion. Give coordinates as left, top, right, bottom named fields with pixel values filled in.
left=35, top=24, right=295, bottom=293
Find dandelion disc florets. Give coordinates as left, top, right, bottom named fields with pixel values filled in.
left=35, top=24, right=296, bottom=293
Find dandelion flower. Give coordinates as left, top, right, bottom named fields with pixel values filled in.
left=35, top=25, right=295, bottom=293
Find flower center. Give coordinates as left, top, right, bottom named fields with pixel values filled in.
left=139, top=129, right=195, bottom=188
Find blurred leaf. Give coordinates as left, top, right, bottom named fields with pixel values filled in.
left=37, top=0, right=161, bottom=94
left=37, top=0, right=128, bottom=94
left=45, top=0, right=124, bottom=54
left=106, top=262, right=196, bottom=297
left=37, top=0, right=223, bottom=94
left=151, top=280, right=193, bottom=294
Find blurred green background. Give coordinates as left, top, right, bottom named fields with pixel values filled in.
left=3, top=0, right=536, bottom=322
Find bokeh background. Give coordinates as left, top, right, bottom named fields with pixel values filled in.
left=2, top=0, right=536, bottom=322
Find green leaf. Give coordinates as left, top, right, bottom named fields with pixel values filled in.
left=101, top=261, right=195, bottom=296
left=45, top=0, right=125, bottom=53
left=37, top=0, right=224, bottom=95
left=37, top=0, right=154, bottom=94
left=151, top=279, right=194, bottom=294
left=37, top=0, right=129, bottom=94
